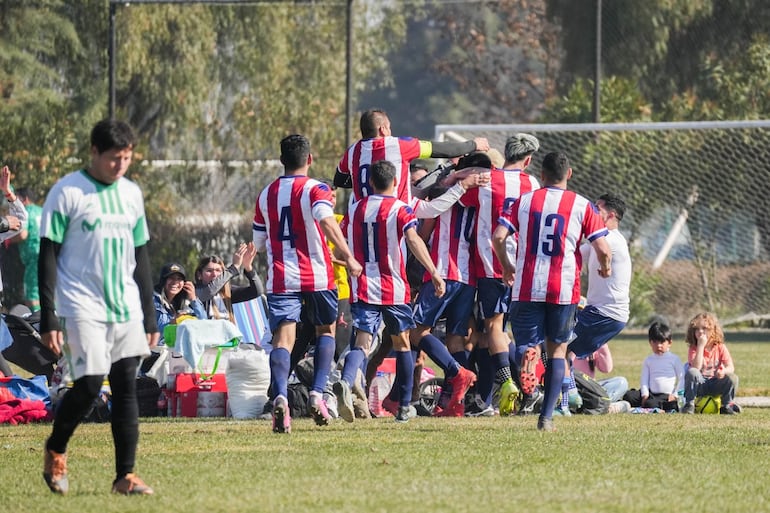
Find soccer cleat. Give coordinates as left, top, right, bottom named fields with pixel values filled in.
left=395, top=406, right=416, bottom=423
left=434, top=401, right=464, bottom=417
left=381, top=396, right=399, bottom=417
left=517, top=387, right=543, bottom=416
left=43, top=448, right=68, bottom=495
left=553, top=406, right=572, bottom=417
left=308, top=392, right=332, bottom=426
left=272, top=396, right=292, bottom=434
left=681, top=402, right=695, bottom=414
left=519, top=346, right=539, bottom=396
left=445, top=367, right=477, bottom=410
left=112, top=473, right=154, bottom=495
left=498, top=378, right=520, bottom=416
left=332, top=380, right=355, bottom=423
left=727, top=402, right=742, bottom=414
left=537, top=416, right=556, bottom=432
left=464, top=395, right=495, bottom=417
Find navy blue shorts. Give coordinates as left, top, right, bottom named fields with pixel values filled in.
left=351, top=301, right=415, bottom=335
left=266, top=290, right=338, bottom=332
left=510, top=301, right=577, bottom=346
left=476, top=278, right=510, bottom=320
left=413, top=280, right=475, bottom=335
left=567, top=306, right=626, bottom=358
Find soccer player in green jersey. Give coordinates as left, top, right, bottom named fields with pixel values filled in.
left=40, top=119, right=158, bottom=496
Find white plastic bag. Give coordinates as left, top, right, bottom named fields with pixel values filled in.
left=225, top=343, right=270, bottom=419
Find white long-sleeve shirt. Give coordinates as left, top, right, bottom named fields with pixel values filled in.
left=640, top=351, right=684, bottom=397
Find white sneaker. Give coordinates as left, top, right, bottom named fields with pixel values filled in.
left=608, top=400, right=631, bottom=414
left=323, top=392, right=339, bottom=419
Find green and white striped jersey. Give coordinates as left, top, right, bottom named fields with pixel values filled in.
left=40, top=169, right=149, bottom=322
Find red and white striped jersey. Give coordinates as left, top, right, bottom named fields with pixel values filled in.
left=252, top=175, right=336, bottom=294
left=337, top=136, right=428, bottom=204
left=341, top=195, right=417, bottom=305
left=423, top=203, right=477, bottom=286
left=498, top=186, right=608, bottom=305
left=460, top=168, right=540, bottom=280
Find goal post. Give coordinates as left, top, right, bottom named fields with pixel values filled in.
left=434, top=121, right=770, bottom=328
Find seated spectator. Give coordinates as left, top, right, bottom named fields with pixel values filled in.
left=681, top=312, right=741, bottom=415
left=622, top=322, right=683, bottom=410
left=194, top=242, right=264, bottom=322
left=153, top=263, right=206, bottom=342
left=572, top=343, right=629, bottom=403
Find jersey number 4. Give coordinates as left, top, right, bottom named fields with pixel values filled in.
left=279, top=206, right=296, bottom=248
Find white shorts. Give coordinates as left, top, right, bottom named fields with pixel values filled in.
left=61, top=318, right=150, bottom=380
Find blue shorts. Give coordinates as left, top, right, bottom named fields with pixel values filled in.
left=413, top=280, right=475, bottom=335
left=351, top=302, right=415, bottom=336
left=266, top=290, right=338, bottom=332
left=476, top=278, right=510, bottom=320
left=567, top=306, right=627, bottom=358
left=510, top=301, right=577, bottom=347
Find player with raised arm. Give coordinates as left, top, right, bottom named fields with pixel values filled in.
left=458, top=134, right=540, bottom=416
left=333, top=108, right=490, bottom=210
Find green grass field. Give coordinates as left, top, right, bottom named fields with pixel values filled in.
left=3, top=336, right=769, bottom=513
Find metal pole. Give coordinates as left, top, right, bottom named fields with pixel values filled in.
left=592, top=0, right=601, bottom=123
left=108, top=2, right=117, bottom=119
left=345, top=0, right=353, bottom=144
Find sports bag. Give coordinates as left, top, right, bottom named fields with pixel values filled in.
left=573, top=370, right=610, bottom=415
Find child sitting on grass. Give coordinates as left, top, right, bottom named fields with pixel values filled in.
left=681, top=312, right=741, bottom=415
left=623, top=322, right=683, bottom=411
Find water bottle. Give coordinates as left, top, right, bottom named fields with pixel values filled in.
left=676, top=389, right=685, bottom=411
left=368, top=372, right=391, bottom=417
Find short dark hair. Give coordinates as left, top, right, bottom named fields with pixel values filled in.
left=648, top=321, right=672, bottom=342
left=456, top=152, right=492, bottom=171
left=541, top=151, right=570, bottom=182
left=280, top=134, right=311, bottom=171
left=360, top=109, right=388, bottom=139
left=409, top=159, right=430, bottom=174
left=15, top=187, right=37, bottom=203
left=369, top=160, right=397, bottom=191
left=598, top=192, right=626, bottom=221
left=90, top=119, right=136, bottom=154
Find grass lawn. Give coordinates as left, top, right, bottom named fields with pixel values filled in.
left=2, top=335, right=768, bottom=512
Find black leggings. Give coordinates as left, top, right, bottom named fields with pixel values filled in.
left=47, top=356, right=140, bottom=479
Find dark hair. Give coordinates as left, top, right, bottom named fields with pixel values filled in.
left=360, top=109, right=388, bottom=139
left=456, top=152, right=492, bottom=171
left=369, top=160, right=397, bottom=191
left=15, top=187, right=37, bottom=203
left=648, top=321, right=672, bottom=342
left=598, top=192, right=627, bottom=221
left=541, top=151, right=570, bottom=182
left=90, top=119, right=136, bottom=154
left=280, top=134, right=311, bottom=171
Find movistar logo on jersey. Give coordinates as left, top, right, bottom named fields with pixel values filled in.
left=81, top=218, right=102, bottom=232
